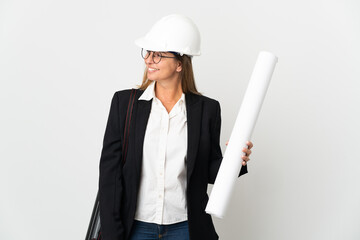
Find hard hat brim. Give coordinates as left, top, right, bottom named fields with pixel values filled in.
left=135, top=37, right=167, bottom=53
left=134, top=37, right=201, bottom=56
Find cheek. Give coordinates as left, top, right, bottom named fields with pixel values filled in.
left=162, top=64, right=177, bottom=74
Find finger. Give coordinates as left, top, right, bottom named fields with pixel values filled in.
left=226, top=140, right=229, bottom=146
left=247, top=141, right=254, bottom=149
left=242, top=157, right=250, bottom=166
left=246, top=149, right=252, bottom=156
left=242, top=148, right=251, bottom=156
left=242, top=155, right=250, bottom=161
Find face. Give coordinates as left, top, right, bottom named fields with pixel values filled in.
left=144, top=51, right=182, bottom=82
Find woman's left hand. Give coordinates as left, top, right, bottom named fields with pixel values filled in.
left=226, top=140, right=253, bottom=166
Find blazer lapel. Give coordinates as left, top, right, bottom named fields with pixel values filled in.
left=132, top=92, right=202, bottom=184
left=134, top=98, right=152, bottom=179
left=185, top=93, right=202, bottom=182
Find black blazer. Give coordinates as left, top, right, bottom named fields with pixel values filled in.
left=99, top=89, right=248, bottom=240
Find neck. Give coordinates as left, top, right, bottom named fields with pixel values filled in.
left=154, top=79, right=183, bottom=104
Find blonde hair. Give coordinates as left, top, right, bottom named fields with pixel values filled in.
left=137, top=54, right=202, bottom=95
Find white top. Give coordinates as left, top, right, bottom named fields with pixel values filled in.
left=134, top=81, right=188, bottom=225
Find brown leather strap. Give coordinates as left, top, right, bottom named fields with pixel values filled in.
left=121, top=89, right=137, bottom=165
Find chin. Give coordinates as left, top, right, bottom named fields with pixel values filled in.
left=147, top=77, right=156, bottom=81
left=147, top=73, right=157, bottom=81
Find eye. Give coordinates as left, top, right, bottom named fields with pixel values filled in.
left=153, top=52, right=162, bottom=58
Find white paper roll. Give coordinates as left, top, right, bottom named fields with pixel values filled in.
left=205, top=51, right=278, bottom=218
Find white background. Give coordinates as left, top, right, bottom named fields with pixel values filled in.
left=1, top=0, right=359, bottom=239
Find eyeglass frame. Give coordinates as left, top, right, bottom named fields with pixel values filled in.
left=141, top=48, right=180, bottom=63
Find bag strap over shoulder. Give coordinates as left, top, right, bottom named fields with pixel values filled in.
left=121, top=88, right=137, bottom=166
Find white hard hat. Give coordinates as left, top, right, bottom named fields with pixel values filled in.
left=135, top=14, right=201, bottom=56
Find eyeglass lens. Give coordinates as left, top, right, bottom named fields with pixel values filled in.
left=141, top=49, right=162, bottom=63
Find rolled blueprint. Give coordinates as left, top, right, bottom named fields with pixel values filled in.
left=205, top=51, right=278, bottom=218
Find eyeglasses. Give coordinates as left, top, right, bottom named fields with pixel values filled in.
left=141, top=48, right=178, bottom=64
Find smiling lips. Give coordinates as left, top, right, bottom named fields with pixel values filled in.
left=148, top=67, right=159, bottom=72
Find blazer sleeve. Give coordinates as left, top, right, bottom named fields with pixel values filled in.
left=208, top=101, right=248, bottom=184
left=98, top=92, right=125, bottom=240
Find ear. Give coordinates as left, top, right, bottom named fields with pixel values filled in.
left=176, top=61, right=182, bottom=72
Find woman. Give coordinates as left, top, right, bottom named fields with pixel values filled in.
left=99, top=14, right=253, bottom=240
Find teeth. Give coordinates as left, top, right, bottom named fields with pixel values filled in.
left=149, top=68, right=159, bottom=71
